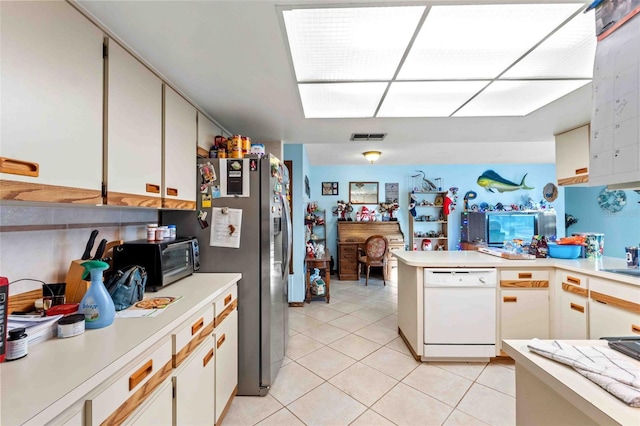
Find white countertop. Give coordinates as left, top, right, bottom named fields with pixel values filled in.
left=392, top=251, right=639, bottom=286
left=503, top=339, right=639, bottom=425
left=0, top=272, right=241, bottom=426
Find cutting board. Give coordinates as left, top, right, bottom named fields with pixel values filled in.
left=478, top=247, right=536, bottom=260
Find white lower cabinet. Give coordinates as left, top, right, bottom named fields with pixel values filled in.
left=500, top=289, right=550, bottom=347
left=124, top=381, right=173, bottom=426
left=589, top=277, right=640, bottom=339
left=173, top=336, right=215, bottom=426
left=555, top=271, right=589, bottom=339
left=215, top=309, right=238, bottom=425
left=560, top=287, right=589, bottom=339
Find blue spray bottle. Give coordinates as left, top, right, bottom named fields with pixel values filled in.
left=80, top=260, right=116, bottom=329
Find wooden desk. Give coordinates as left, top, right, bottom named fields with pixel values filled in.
left=337, top=221, right=405, bottom=281
left=305, top=249, right=331, bottom=303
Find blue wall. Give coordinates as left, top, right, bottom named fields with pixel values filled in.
left=307, top=162, right=564, bottom=260
left=284, top=144, right=311, bottom=302
left=564, top=186, right=640, bottom=258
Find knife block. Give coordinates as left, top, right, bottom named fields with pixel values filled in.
left=65, top=260, right=91, bottom=304
left=64, top=240, right=123, bottom=304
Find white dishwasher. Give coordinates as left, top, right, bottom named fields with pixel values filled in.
left=423, top=268, right=497, bottom=360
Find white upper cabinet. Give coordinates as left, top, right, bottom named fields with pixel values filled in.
left=555, top=124, right=589, bottom=186
left=0, top=1, right=103, bottom=203
left=197, top=112, right=221, bottom=157
left=163, top=86, right=197, bottom=209
left=106, top=38, right=163, bottom=207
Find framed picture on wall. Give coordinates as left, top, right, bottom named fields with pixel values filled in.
left=349, top=182, right=379, bottom=204
left=322, top=182, right=338, bottom=196
left=304, top=175, right=310, bottom=198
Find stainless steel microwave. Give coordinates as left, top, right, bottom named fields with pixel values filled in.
left=112, top=237, right=200, bottom=291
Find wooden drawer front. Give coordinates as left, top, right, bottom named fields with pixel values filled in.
left=500, top=269, right=549, bottom=288
left=86, top=338, right=172, bottom=426
left=214, top=285, right=238, bottom=327
left=557, top=270, right=588, bottom=288
left=172, top=304, right=214, bottom=368
left=339, top=244, right=357, bottom=256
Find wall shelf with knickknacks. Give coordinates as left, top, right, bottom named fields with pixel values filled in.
left=409, top=191, right=449, bottom=251
left=305, top=204, right=325, bottom=244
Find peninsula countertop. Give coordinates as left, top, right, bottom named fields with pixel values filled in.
left=1, top=272, right=242, bottom=426
left=392, top=250, right=639, bottom=286
left=503, top=339, right=639, bottom=426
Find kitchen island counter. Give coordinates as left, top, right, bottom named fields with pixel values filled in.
left=393, top=250, right=637, bottom=285
left=0, top=272, right=241, bottom=426
left=503, top=339, right=638, bottom=425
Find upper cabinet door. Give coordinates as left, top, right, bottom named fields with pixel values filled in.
left=555, top=124, right=589, bottom=186
left=197, top=112, right=221, bottom=157
left=0, top=1, right=103, bottom=203
left=163, top=86, right=197, bottom=209
left=106, top=39, right=162, bottom=207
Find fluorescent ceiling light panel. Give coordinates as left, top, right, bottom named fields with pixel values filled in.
left=503, top=11, right=596, bottom=78
left=298, top=83, right=388, bottom=118
left=454, top=80, right=591, bottom=117
left=283, top=6, right=424, bottom=81
left=398, top=3, right=583, bottom=80
left=378, top=81, right=489, bottom=117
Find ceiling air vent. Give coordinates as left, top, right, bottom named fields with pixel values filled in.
left=350, top=133, right=386, bottom=141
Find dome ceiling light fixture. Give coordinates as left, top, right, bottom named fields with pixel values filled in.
left=363, top=151, right=382, bottom=164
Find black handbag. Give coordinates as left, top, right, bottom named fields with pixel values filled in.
left=105, top=265, right=147, bottom=311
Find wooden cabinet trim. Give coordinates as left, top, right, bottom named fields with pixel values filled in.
left=100, top=359, right=173, bottom=426
left=106, top=191, right=161, bottom=208
left=191, top=317, right=204, bottom=336
left=0, top=157, right=39, bottom=177
left=561, top=283, right=588, bottom=298
left=558, top=175, right=589, bottom=186
left=500, top=280, right=549, bottom=288
left=503, top=296, right=518, bottom=303
left=570, top=303, right=585, bottom=313
left=0, top=179, right=102, bottom=204
left=633, top=324, right=640, bottom=335
left=162, top=198, right=196, bottom=210
left=129, top=360, right=153, bottom=391
left=203, top=348, right=215, bottom=367
left=214, top=299, right=237, bottom=328
left=214, top=385, right=237, bottom=426
left=590, top=290, right=640, bottom=314
left=173, top=321, right=214, bottom=368
left=565, top=275, right=582, bottom=286
left=216, top=333, right=226, bottom=349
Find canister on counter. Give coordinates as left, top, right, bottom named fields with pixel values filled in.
left=57, top=314, right=85, bottom=338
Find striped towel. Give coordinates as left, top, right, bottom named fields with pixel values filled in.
left=527, top=339, right=640, bottom=407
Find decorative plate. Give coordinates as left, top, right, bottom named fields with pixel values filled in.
left=543, top=183, right=558, bottom=202
left=597, top=188, right=626, bottom=213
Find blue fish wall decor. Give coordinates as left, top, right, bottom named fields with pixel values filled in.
left=477, top=170, right=534, bottom=193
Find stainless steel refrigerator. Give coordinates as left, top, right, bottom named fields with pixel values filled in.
left=161, top=154, right=291, bottom=396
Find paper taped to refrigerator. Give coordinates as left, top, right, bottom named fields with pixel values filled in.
left=210, top=207, right=242, bottom=248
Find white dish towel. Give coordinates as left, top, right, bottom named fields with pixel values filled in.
left=527, top=339, right=640, bottom=407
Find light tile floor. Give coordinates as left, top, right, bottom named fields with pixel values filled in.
left=225, top=277, right=516, bottom=426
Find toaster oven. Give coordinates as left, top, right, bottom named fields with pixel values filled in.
left=112, top=237, right=199, bottom=291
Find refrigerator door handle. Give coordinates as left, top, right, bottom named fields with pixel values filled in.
left=281, top=193, right=293, bottom=279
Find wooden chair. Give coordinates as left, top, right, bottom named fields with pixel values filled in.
left=357, top=235, right=389, bottom=286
